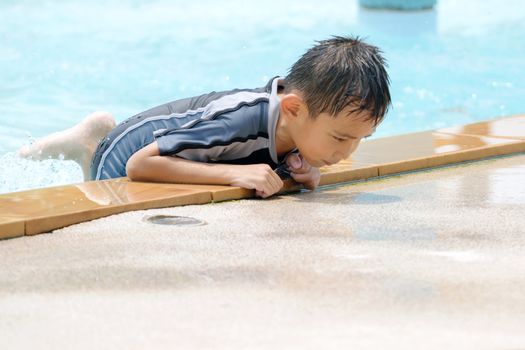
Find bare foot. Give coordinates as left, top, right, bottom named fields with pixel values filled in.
left=18, top=111, right=116, bottom=180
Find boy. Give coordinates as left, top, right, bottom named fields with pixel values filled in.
left=18, top=36, right=391, bottom=198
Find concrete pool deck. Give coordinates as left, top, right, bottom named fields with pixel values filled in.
left=1, top=114, right=525, bottom=239
left=1, top=152, right=524, bottom=349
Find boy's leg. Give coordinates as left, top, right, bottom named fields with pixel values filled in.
left=17, top=111, right=116, bottom=180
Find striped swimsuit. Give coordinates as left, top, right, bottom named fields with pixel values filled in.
left=90, top=76, right=292, bottom=180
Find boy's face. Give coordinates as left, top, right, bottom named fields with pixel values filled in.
left=293, top=108, right=378, bottom=168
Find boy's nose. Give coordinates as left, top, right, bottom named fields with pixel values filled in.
left=332, top=150, right=348, bottom=163
left=337, top=140, right=360, bottom=160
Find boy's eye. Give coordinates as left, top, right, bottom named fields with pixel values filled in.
left=332, top=135, right=346, bottom=142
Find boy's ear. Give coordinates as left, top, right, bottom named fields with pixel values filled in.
left=280, top=94, right=307, bottom=118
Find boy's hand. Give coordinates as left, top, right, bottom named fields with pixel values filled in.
left=229, top=164, right=284, bottom=199
left=285, top=153, right=320, bottom=190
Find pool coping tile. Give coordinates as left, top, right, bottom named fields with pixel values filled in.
left=1, top=180, right=214, bottom=236
left=437, top=114, right=525, bottom=140
left=378, top=141, right=525, bottom=175
left=1, top=115, right=524, bottom=239
left=23, top=189, right=212, bottom=236
left=319, top=163, right=379, bottom=186
left=347, top=129, right=525, bottom=176
left=0, top=218, right=25, bottom=240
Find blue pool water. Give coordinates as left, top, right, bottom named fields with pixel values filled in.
left=1, top=0, right=524, bottom=193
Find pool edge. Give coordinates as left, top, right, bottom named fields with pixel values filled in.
left=1, top=114, right=524, bottom=239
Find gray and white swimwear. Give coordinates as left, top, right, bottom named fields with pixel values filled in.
left=90, top=76, right=291, bottom=180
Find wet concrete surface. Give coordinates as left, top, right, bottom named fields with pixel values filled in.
left=1, top=154, right=525, bottom=349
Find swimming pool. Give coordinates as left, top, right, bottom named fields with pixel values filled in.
left=1, top=0, right=524, bottom=194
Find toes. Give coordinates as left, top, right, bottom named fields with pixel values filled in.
left=17, top=144, right=42, bottom=159
left=17, top=145, right=30, bottom=158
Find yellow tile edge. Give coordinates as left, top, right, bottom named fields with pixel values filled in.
left=173, top=184, right=255, bottom=203
left=378, top=139, right=525, bottom=176
left=438, top=114, right=525, bottom=140
left=0, top=219, right=25, bottom=240
left=25, top=191, right=212, bottom=236
left=173, top=181, right=303, bottom=201
left=2, top=116, right=525, bottom=240
left=319, top=165, right=379, bottom=186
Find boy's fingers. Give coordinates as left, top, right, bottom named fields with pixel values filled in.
left=291, top=175, right=316, bottom=190
left=258, top=168, right=282, bottom=197
left=287, top=154, right=311, bottom=174
left=298, top=161, right=311, bottom=174
left=286, top=153, right=302, bottom=170
left=262, top=175, right=281, bottom=197
left=291, top=170, right=320, bottom=190
left=290, top=172, right=311, bottom=183
left=269, top=171, right=284, bottom=193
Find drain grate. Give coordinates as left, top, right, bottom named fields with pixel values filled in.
left=142, top=215, right=207, bottom=226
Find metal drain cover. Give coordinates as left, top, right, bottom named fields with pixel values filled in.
left=143, top=215, right=207, bottom=226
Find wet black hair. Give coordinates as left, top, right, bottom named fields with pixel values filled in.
left=284, top=35, right=391, bottom=124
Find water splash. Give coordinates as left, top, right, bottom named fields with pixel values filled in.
left=0, top=152, right=83, bottom=194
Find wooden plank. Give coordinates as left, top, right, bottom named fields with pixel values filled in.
left=1, top=115, right=525, bottom=238
left=438, top=114, right=525, bottom=140
left=0, top=179, right=213, bottom=235
left=0, top=218, right=25, bottom=240
left=347, top=131, right=525, bottom=176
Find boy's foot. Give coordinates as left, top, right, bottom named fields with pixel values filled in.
left=17, top=111, right=116, bottom=179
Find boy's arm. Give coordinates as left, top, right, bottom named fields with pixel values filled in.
left=126, top=141, right=283, bottom=198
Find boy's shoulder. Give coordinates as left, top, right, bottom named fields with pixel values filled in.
left=133, top=76, right=279, bottom=120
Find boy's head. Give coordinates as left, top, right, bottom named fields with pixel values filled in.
left=284, top=35, right=391, bottom=124
left=279, top=35, right=391, bottom=167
